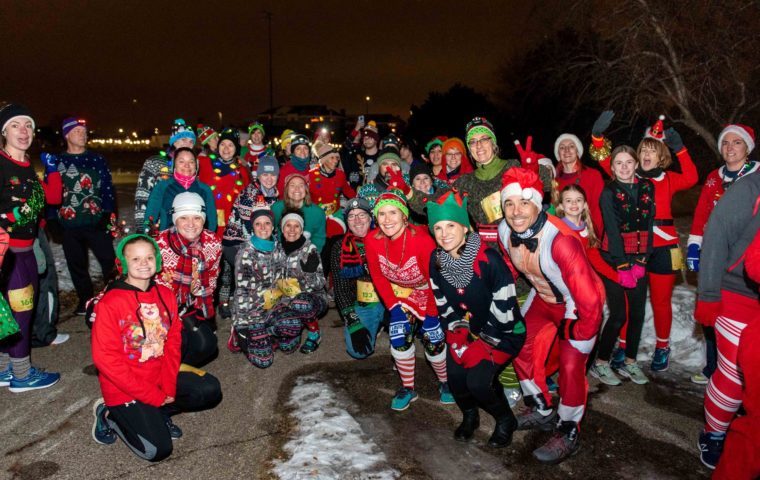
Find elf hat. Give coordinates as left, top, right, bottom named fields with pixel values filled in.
left=465, top=117, right=496, bottom=147
left=171, top=192, right=206, bottom=223
left=257, top=154, right=280, bottom=177
left=248, top=121, right=265, bottom=137
left=500, top=167, right=543, bottom=209
left=373, top=188, right=409, bottom=218
left=553, top=133, right=583, bottom=161
left=644, top=115, right=666, bottom=141
left=115, top=233, right=162, bottom=276
left=718, top=124, right=756, bottom=154
left=219, top=127, right=241, bottom=157
left=362, top=121, right=380, bottom=142
left=196, top=124, right=218, bottom=145
left=169, top=118, right=196, bottom=146
left=427, top=189, right=470, bottom=233
left=425, top=136, right=448, bottom=154
left=62, top=117, right=87, bottom=137
left=0, top=104, right=35, bottom=133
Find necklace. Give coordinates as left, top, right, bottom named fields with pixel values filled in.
left=384, top=228, right=407, bottom=271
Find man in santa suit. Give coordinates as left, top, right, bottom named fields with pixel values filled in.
left=497, top=167, right=604, bottom=465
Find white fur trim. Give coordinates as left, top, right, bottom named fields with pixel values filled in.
left=719, top=125, right=755, bottom=154
left=500, top=183, right=542, bottom=209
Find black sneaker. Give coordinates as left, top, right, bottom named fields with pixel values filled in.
left=165, top=416, right=183, bottom=440
left=533, top=421, right=580, bottom=465
left=92, top=399, right=117, bottom=445
left=74, top=303, right=87, bottom=316
left=516, top=407, right=557, bottom=431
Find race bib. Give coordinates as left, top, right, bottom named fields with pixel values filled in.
left=262, top=288, right=283, bottom=310
left=356, top=280, right=380, bottom=303
left=390, top=283, right=413, bottom=299
left=217, top=209, right=226, bottom=227
left=8, top=284, right=34, bottom=312
left=670, top=247, right=684, bottom=271
left=480, top=191, right=504, bottom=223
left=277, top=278, right=302, bottom=298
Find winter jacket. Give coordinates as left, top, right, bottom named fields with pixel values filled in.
left=143, top=178, right=217, bottom=233
left=223, top=180, right=278, bottom=246
left=282, top=237, right=328, bottom=305
left=232, top=238, right=287, bottom=327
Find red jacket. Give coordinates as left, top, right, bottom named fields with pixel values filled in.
left=91, top=281, right=181, bottom=407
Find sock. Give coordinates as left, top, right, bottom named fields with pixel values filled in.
left=427, top=351, right=447, bottom=383
left=0, top=353, right=9, bottom=371
left=11, top=356, right=31, bottom=379
left=499, top=363, right=520, bottom=389
left=391, top=344, right=416, bottom=389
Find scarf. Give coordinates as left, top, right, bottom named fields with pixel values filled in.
left=282, top=235, right=306, bottom=255
left=474, top=156, right=508, bottom=181
left=319, top=166, right=336, bottom=178
left=437, top=233, right=480, bottom=289
left=339, top=233, right=368, bottom=278
left=173, top=171, right=196, bottom=189
left=251, top=235, right=275, bottom=252
left=167, top=229, right=213, bottom=319
left=636, top=166, right=663, bottom=179
left=290, top=154, right=310, bottom=172
left=510, top=210, right=548, bottom=252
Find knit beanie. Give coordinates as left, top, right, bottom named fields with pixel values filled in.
left=171, top=192, right=206, bottom=223
left=425, top=136, right=447, bottom=154
left=257, top=154, right=280, bottom=177
left=281, top=209, right=305, bottom=231
left=283, top=172, right=308, bottom=191
left=409, top=162, right=433, bottom=183
left=219, top=127, right=241, bottom=157
left=316, top=143, right=338, bottom=162
left=718, top=124, right=756, bottom=154
left=0, top=104, right=35, bottom=133
left=62, top=117, right=87, bottom=137
left=553, top=134, right=584, bottom=161
left=465, top=117, right=496, bottom=147
left=363, top=122, right=380, bottom=142
left=381, top=134, right=400, bottom=151
left=169, top=118, right=196, bottom=146
left=427, top=190, right=470, bottom=232
left=377, top=149, right=402, bottom=169
left=196, top=124, right=218, bottom=145
left=248, top=121, right=265, bottom=137
left=280, top=129, right=295, bottom=148
left=344, top=197, right=372, bottom=217
left=373, top=188, right=409, bottom=218
left=500, top=168, right=543, bottom=209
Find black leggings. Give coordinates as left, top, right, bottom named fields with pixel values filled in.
left=106, top=371, right=222, bottom=462
left=597, top=274, right=648, bottom=362
left=180, top=313, right=219, bottom=368
left=446, top=354, right=514, bottom=422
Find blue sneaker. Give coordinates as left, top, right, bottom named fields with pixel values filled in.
left=439, top=382, right=455, bottom=405
left=651, top=347, right=671, bottom=372
left=610, top=347, right=625, bottom=370
left=9, top=367, right=60, bottom=393
left=0, top=365, right=12, bottom=387
left=391, top=387, right=418, bottom=411
left=698, top=430, right=725, bottom=470
left=546, top=376, right=559, bottom=394
left=92, top=399, right=117, bottom=445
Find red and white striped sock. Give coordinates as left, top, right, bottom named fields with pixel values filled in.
left=425, top=349, right=448, bottom=383
left=391, top=345, right=416, bottom=389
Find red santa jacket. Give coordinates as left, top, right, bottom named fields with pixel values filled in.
left=91, top=281, right=181, bottom=407
left=198, top=154, right=251, bottom=235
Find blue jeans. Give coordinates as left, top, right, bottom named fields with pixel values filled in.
left=344, top=303, right=385, bottom=359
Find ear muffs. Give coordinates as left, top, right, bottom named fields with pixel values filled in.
left=116, top=233, right=162, bottom=276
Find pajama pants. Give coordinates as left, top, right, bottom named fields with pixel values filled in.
left=513, top=295, right=595, bottom=424
left=0, top=249, right=39, bottom=359
left=390, top=308, right=447, bottom=389
left=704, top=290, right=760, bottom=433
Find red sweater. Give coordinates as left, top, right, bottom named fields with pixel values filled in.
left=198, top=154, right=251, bottom=235
left=91, top=281, right=181, bottom=407
left=364, top=224, right=438, bottom=320
left=308, top=165, right=356, bottom=216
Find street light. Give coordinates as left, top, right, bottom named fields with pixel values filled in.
left=365, top=96, right=371, bottom=115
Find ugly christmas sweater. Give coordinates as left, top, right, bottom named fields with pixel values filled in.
left=223, top=180, right=278, bottom=246
left=232, top=237, right=286, bottom=327
left=134, top=153, right=171, bottom=229
left=54, top=150, right=115, bottom=228
left=0, top=152, right=45, bottom=247
left=599, top=178, right=656, bottom=269
left=330, top=232, right=380, bottom=326
left=198, top=153, right=251, bottom=235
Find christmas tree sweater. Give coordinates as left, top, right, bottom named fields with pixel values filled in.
left=198, top=154, right=251, bottom=235
left=54, top=150, right=115, bottom=228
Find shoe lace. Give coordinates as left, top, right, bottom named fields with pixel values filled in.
left=395, top=387, right=412, bottom=398
left=626, top=363, right=643, bottom=376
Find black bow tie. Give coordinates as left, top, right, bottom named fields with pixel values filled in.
left=511, top=235, right=538, bottom=252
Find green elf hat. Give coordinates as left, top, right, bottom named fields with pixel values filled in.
left=427, top=189, right=470, bottom=233
left=373, top=188, right=409, bottom=218
left=247, top=121, right=265, bottom=136
left=465, top=117, right=497, bottom=147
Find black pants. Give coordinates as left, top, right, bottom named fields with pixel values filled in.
left=446, top=354, right=513, bottom=422
left=180, top=312, right=219, bottom=368
left=106, top=371, right=222, bottom=462
left=62, top=226, right=115, bottom=304
left=597, top=274, right=648, bottom=361
left=32, top=229, right=59, bottom=346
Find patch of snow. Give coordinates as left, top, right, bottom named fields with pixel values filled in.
left=273, top=376, right=398, bottom=480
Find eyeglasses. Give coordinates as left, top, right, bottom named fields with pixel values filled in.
left=347, top=213, right=370, bottom=221
left=467, top=137, right=492, bottom=148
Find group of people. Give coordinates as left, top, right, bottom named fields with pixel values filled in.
left=0, top=102, right=758, bottom=475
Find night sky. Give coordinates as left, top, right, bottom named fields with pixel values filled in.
left=1, top=0, right=552, bottom=133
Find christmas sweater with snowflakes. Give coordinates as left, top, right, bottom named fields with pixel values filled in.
left=55, top=150, right=114, bottom=228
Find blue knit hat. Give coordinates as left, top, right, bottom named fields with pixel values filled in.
left=169, top=118, right=196, bottom=146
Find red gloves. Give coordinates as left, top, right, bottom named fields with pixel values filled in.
left=514, top=136, right=543, bottom=173
left=694, top=300, right=721, bottom=327
left=460, top=339, right=510, bottom=368
left=387, top=168, right=411, bottom=196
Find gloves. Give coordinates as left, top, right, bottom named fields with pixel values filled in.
left=97, top=212, right=112, bottom=232
left=422, top=315, right=445, bottom=345
left=631, top=263, right=646, bottom=280
left=514, top=136, right=541, bottom=173
left=664, top=127, right=685, bottom=153
left=388, top=305, right=411, bottom=349
left=617, top=268, right=637, bottom=288
left=694, top=300, right=721, bottom=327
left=346, top=312, right=373, bottom=356
left=300, top=250, right=321, bottom=273
left=592, top=110, right=615, bottom=136
left=461, top=339, right=510, bottom=368
left=686, top=243, right=700, bottom=272
left=41, top=153, right=60, bottom=175
left=386, top=168, right=411, bottom=196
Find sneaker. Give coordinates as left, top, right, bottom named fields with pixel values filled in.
left=439, top=382, right=455, bottom=405
left=616, top=362, right=649, bottom=385
left=610, top=347, right=625, bottom=370
left=299, top=331, right=321, bottom=354
left=0, top=365, right=12, bottom=387
left=698, top=430, right=725, bottom=470
left=690, top=372, right=709, bottom=385
left=651, top=347, right=671, bottom=372
left=516, top=407, right=557, bottom=431
left=589, top=363, right=622, bottom=386
left=504, top=387, right=523, bottom=408
left=92, top=399, right=117, bottom=445
left=9, top=367, right=61, bottom=393
left=546, top=376, right=559, bottom=394
left=165, top=416, right=183, bottom=440
left=74, top=302, right=87, bottom=316
left=390, top=387, right=418, bottom=411
left=218, top=303, right=232, bottom=321
left=51, top=333, right=70, bottom=345
left=533, top=421, right=580, bottom=465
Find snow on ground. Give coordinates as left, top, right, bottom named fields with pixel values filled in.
left=272, top=376, right=399, bottom=480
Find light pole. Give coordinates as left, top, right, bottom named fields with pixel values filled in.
left=365, top=96, right=371, bottom=116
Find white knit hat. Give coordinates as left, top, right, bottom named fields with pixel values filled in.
left=554, top=133, right=583, bottom=161
left=171, top=192, right=206, bottom=223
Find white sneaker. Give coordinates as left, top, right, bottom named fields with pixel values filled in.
left=51, top=333, right=70, bottom=345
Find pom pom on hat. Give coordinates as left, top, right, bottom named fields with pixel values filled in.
left=553, top=133, right=583, bottom=161
left=62, top=117, right=87, bottom=137
left=500, top=167, right=543, bottom=209
left=644, top=115, right=666, bottom=142
left=718, top=124, right=755, bottom=154
left=169, top=118, right=196, bottom=146
left=171, top=192, right=206, bottom=224
left=219, top=127, right=241, bottom=157
left=427, top=189, right=470, bottom=233
left=362, top=121, right=380, bottom=142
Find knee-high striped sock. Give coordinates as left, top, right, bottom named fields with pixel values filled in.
left=391, top=344, right=416, bottom=389
left=425, top=349, right=447, bottom=383
left=704, top=314, right=746, bottom=433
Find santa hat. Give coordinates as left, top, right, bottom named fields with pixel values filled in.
left=427, top=190, right=470, bottom=232
left=169, top=118, right=196, bottom=146
left=500, top=168, right=543, bottom=209
left=718, top=124, right=756, bottom=154
left=373, top=188, right=409, bottom=218
left=465, top=117, right=496, bottom=147
left=644, top=115, right=666, bottom=141
left=362, top=121, right=380, bottom=142
left=171, top=192, right=206, bottom=223
left=196, top=124, right=218, bottom=145
left=553, top=133, right=583, bottom=161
